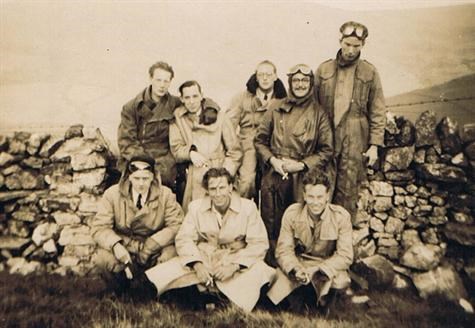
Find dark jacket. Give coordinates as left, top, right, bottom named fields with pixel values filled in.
left=117, top=86, right=181, bottom=187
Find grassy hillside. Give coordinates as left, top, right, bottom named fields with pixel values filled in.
left=0, top=272, right=473, bottom=328
left=386, top=73, right=475, bottom=125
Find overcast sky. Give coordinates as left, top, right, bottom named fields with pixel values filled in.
left=1, top=0, right=474, bottom=145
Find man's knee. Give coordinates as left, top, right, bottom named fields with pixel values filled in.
left=92, top=248, right=123, bottom=273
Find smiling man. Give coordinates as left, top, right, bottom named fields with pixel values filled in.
left=118, top=61, right=181, bottom=192
left=314, top=21, right=386, bottom=221
left=145, top=168, right=275, bottom=312
left=267, top=169, right=353, bottom=314
left=254, top=64, right=333, bottom=264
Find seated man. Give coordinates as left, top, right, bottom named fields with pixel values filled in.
left=267, top=169, right=353, bottom=313
left=145, top=168, right=275, bottom=312
left=91, top=154, right=184, bottom=295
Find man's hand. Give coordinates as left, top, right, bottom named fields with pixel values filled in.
left=193, top=262, right=213, bottom=285
left=269, top=157, right=287, bottom=177
left=213, top=264, right=240, bottom=281
left=282, top=158, right=305, bottom=174
left=190, top=151, right=209, bottom=168
left=137, top=237, right=161, bottom=266
left=293, top=267, right=311, bottom=285
left=112, top=242, right=132, bottom=265
left=363, top=145, right=379, bottom=167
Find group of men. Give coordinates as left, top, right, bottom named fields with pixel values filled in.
left=91, top=21, right=386, bottom=313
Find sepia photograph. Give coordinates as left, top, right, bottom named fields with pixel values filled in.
left=1, top=0, right=475, bottom=327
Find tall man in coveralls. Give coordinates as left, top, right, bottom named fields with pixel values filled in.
left=314, top=21, right=386, bottom=221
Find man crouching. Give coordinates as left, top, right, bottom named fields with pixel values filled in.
left=145, top=167, right=275, bottom=312
left=90, top=154, right=184, bottom=297
left=267, top=169, right=353, bottom=314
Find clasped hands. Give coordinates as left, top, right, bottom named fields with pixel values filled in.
left=112, top=237, right=161, bottom=267
left=269, top=157, right=305, bottom=179
left=193, top=262, right=240, bottom=286
left=190, top=151, right=210, bottom=168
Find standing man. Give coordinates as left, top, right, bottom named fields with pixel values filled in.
left=118, top=61, right=181, bottom=192
left=314, top=21, right=386, bottom=220
left=267, top=169, right=353, bottom=313
left=169, top=81, right=242, bottom=212
left=254, top=64, right=333, bottom=256
left=226, top=60, right=287, bottom=201
left=145, top=168, right=275, bottom=312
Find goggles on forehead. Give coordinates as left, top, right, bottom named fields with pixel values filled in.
left=287, top=64, right=312, bottom=76
left=340, top=23, right=367, bottom=40
left=128, top=161, right=154, bottom=173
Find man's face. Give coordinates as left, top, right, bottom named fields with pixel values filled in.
left=340, top=36, right=364, bottom=61
left=290, top=72, right=311, bottom=98
left=129, top=170, right=154, bottom=195
left=207, top=176, right=233, bottom=210
left=150, top=68, right=172, bottom=98
left=181, top=85, right=203, bottom=114
left=303, top=184, right=330, bottom=217
left=256, top=63, right=277, bottom=92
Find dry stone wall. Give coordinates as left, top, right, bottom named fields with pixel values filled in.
left=0, top=113, right=474, bottom=301
left=0, top=125, right=117, bottom=276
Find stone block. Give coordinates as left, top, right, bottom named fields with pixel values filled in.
left=401, top=229, right=422, bottom=249
left=383, top=146, right=414, bottom=172
left=412, top=265, right=467, bottom=301
left=421, top=227, right=439, bottom=245
left=52, top=211, right=81, bottom=226
left=32, top=222, right=59, bottom=246
left=415, top=110, right=437, bottom=147
left=369, top=181, right=394, bottom=196
left=58, top=225, right=94, bottom=246
left=400, top=244, right=443, bottom=270
left=370, top=217, right=385, bottom=232
left=373, top=196, right=392, bottom=212
left=352, top=255, right=395, bottom=289
left=385, top=217, right=404, bottom=234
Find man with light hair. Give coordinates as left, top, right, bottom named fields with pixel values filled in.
left=118, top=61, right=181, bottom=192
left=226, top=60, right=287, bottom=201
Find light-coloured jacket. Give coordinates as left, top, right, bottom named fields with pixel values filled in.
left=169, top=99, right=242, bottom=210
left=91, top=179, right=184, bottom=252
left=175, top=193, right=269, bottom=268
left=276, top=202, right=353, bottom=278
left=145, top=193, right=275, bottom=312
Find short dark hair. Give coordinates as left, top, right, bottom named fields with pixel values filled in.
left=148, top=61, right=174, bottom=79
left=256, top=60, right=277, bottom=74
left=302, top=169, right=331, bottom=191
left=202, top=167, right=234, bottom=189
left=179, top=80, right=202, bottom=96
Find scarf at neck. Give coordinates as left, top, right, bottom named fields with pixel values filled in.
left=336, top=49, right=360, bottom=68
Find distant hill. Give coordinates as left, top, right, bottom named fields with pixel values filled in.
left=386, top=73, right=475, bottom=126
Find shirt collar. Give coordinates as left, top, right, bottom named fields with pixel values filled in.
left=256, top=88, right=273, bottom=103
left=131, top=187, right=149, bottom=208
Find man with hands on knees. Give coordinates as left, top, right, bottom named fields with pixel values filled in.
left=267, top=170, right=353, bottom=314
left=145, top=168, right=275, bottom=312
left=91, top=154, right=184, bottom=296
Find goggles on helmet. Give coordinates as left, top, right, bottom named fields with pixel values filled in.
left=128, top=161, right=154, bottom=174
left=287, top=64, right=312, bottom=76
left=340, top=22, right=367, bottom=40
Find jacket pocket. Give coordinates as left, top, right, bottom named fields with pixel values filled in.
left=292, top=118, right=309, bottom=137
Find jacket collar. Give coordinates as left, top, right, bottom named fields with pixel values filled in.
left=245, top=73, right=287, bottom=99
left=336, top=49, right=361, bottom=68
left=279, top=92, right=314, bottom=112
left=199, top=192, right=242, bottom=214
left=296, top=204, right=331, bottom=227
left=175, top=97, right=220, bottom=118
left=118, top=178, right=162, bottom=203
